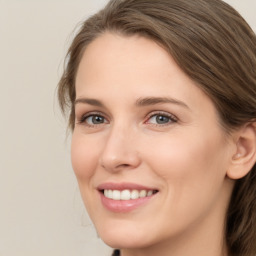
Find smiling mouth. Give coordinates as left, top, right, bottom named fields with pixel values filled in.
left=100, top=189, right=158, bottom=201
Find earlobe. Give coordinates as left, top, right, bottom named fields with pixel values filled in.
left=227, top=122, right=256, bottom=180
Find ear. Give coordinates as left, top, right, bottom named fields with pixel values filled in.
left=227, top=122, right=256, bottom=180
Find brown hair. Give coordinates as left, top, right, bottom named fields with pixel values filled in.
left=58, top=0, right=256, bottom=255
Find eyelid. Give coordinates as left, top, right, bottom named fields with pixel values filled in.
left=144, top=111, right=178, bottom=125
left=77, top=111, right=109, bottom=125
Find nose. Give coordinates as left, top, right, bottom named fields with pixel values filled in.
left=99, top=125, right=141, bottom=173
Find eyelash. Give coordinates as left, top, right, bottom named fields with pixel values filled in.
left=77, top=111, right=178, bottom=128
left=77, top=112, right=108, bottom=127
left=145, top=111, right=178, bottom=126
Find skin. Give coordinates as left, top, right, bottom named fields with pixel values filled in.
left=72, top=32, right=238, bottom=256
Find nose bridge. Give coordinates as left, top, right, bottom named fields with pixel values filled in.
left=100, top=120, right=140, bottom=171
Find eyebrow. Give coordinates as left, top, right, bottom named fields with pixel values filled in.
left=74, top=98, right=105, bottom=107
left=135, top=97, right=190, bottom=109
left=74, top=96, right=190, bottom=110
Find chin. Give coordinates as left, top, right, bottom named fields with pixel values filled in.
left=96, top=224, right=153, bottom=249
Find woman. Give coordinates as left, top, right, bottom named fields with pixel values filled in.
left=58, top=0, right=256, bottom=255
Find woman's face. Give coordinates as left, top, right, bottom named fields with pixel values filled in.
left=72, top=33, right=235, bottom=250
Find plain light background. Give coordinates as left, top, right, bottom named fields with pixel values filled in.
left=0, top=1, right=255, bottom=256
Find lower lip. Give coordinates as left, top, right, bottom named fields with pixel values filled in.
left=99, top=192, right=156, bottom=213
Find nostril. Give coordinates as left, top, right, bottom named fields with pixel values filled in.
left=118, top=164, right=130, bottom=168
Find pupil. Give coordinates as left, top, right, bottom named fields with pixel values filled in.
left=93, top=116, right=104, bottom=124
left=156, top=115, right=169, bottom=124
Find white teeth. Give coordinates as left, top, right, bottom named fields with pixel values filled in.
left=131, top=190, right=139, bottom=199
left=147, top=190, right=153, bottom=196
left=139, top=190, right=147, bottom=198
left=108, top=190, right=113, bottom=199
left=121, top=190, right=130, bottom=200
left=103, top=189, right=156, bottom=200
left=104, top=189, right=113, bottom=199
left=112, top=190, right=121, bottom=200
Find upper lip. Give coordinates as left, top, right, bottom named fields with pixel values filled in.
left=97, top=182, right=158, bottom=191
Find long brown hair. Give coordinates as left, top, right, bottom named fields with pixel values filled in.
left=58, top=0, right=256, bottom=255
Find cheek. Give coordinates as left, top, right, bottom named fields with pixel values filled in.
left=152, top=126, right=226, bottom=172
left=71, top=133, right=100, bottom=182
left=142, top=131, right=230, bottom=230
left=71, top=133, right=103, bottom=223
left=144, top=129, right=229, bottom=198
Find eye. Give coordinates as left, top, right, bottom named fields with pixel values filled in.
left=78, top=113, right=108, bottom=127
left=86, top=115, right=106, bottom=124
left=146, top=112, right=177, bottom=126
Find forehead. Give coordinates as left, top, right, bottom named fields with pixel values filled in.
left=76, top=33, right=193, bottom=93
left=76, top=32, right=214, bottom=112
left=76, top=32, right=173, bottom=81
